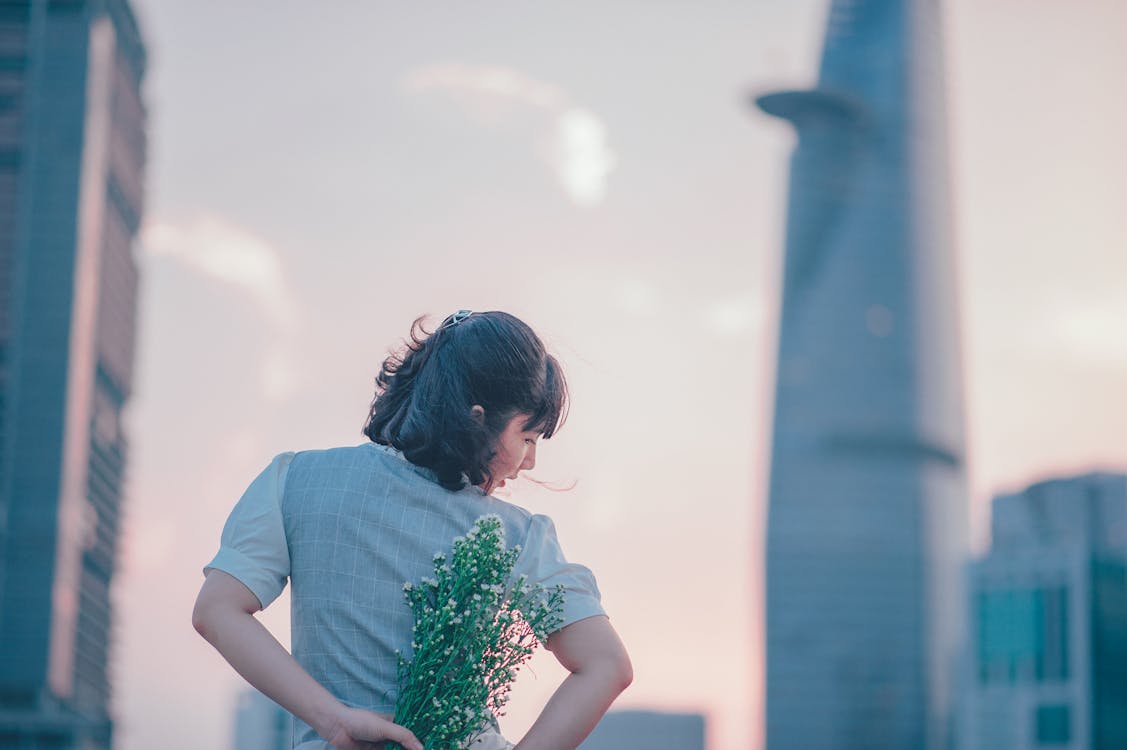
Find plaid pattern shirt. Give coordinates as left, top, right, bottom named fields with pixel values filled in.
left=206, top=442, right=605, bottom=749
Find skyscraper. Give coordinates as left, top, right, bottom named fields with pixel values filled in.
left=961, top=473, right=1127, bottom=750
left=755, top=2, right=967, bottom=748
left=0, top=1, right=146, bottom=747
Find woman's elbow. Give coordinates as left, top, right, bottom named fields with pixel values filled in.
left=612, top=650, right=634, bottom=693
left=191, top=583, right=233, bottom=643
left=589, top=645, right=633, bottom=694
left=191, top=595, right=215, bottom=641
left=192, top=570, right=261, bottom=642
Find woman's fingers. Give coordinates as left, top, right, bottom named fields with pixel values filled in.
left=347, top=710, right=422, bottom=750
left=382, top=721, right=423, bottom=750
left=329, top=708, right=423, bottom=750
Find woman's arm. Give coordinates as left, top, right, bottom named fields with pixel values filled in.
left=192, top=569, right=423, bottom=750
left=514, top=615, right=633, bottom=750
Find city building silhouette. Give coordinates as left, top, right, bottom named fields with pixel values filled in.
left=579, top=709, right=705, bottom=750
left=0, top=1, right=146, bottom=747
left=961, top=472, right=1127, bottom=750
left=755, top=1, right=968, bottom=748
left=232, top=690, right=293, bottom=750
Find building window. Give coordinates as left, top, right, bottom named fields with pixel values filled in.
left=978, top=589, right=1036, bottom=682
left=976, top=585, right=1069, bottom=684
left=1035, top=704, right=1070, bottom=745
left=1040, top=585, right=1068, bottom=681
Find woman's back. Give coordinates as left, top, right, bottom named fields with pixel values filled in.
left=209, top=441, right=604, bottom=748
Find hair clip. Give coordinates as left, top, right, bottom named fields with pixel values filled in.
left=440, top=309, right=474, bottom=330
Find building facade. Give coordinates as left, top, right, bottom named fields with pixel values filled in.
left=0, top=1, right=146, bottom=747
left=233, top=690, right=293, bottom=750
left=961, top=473, right=1127, bottom=750
left=579, top=710, right=706, bottom=750
left=756, top=1, right=967, bottom=748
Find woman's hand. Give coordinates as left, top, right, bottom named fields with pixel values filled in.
left=322, top=706, right=423, bottom=750
left=193, top=571, right=424, bottom=750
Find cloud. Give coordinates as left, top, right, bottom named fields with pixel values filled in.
left=401, top=63, right=616, bottom=207
left=551, top=108, right=617, bottom=206
left=701, top=294, right=768, bottom=337
left=402, top=63, right=567, bottom=113
left=141, top=216, right=303, bottom=401
left=260, top=344, right=302, bottom=402
left=1046, top=301, right=1127, bottom=365
left=142, top=216, right=296, bottom=328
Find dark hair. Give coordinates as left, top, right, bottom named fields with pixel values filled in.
left=362, top=311, right=568, bottom=491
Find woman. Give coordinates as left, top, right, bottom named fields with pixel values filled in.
left=192, top=310, right=632, bottom=749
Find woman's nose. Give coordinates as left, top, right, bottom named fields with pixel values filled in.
left=522, top=444, right=537, bottom=471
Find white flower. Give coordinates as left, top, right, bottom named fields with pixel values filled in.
left=394, top=516, right=565, bottom=748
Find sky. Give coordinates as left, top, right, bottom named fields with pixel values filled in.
left=110, top=2, right=1127, bottom=750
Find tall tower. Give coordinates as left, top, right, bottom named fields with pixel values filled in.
left=0, top=1, right=146, bottom=747
left=757, top=2, right=966, bottom=748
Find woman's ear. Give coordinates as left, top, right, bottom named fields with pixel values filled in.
left=470, top=405, right=485, bottom=424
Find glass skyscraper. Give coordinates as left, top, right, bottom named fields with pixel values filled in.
left=0, top=1, right=146, bottom=747
left=962, top=473, right=1127, bottom=750
left=755, top=1, right=967, bottom=748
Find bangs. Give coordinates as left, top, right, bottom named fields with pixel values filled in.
left=523, top=355, right=569, bottom=438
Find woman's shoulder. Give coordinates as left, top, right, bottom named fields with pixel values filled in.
left=287, top=441, right=416, bottom=474
left=477, top=499, right=572, bottom=558
left=286, top=442, right=491, bottom=501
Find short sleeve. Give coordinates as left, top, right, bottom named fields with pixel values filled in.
left=512, top=514, right=606, bottom=631
left=203, top=452, right=295, bottom=610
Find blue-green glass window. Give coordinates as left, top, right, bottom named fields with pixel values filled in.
left=977, top=585, right=1068, bottom=684
left=1035, top=704, right=1070, bottom=744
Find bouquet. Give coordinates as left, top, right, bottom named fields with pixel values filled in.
left=387, top=515, right=565, bottom=749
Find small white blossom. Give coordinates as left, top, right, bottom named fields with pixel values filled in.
left=392, top=515, right=565, bottom=749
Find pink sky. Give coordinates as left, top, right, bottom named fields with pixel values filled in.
left=112, top=2, right=1126, bottom=749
